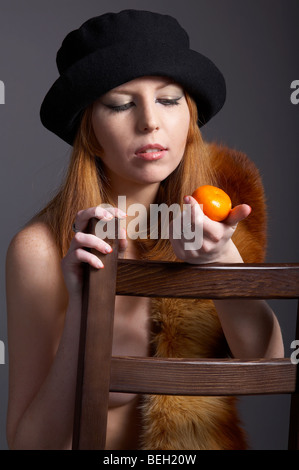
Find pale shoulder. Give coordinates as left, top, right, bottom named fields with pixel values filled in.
left=7, top=217, right=60, bottom=268
left=6, top=216, right=67, bottom=309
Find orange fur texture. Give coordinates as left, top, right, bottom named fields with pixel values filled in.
left=139, top=143, right=267, bottom=450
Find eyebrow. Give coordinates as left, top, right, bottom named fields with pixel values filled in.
left=109, top=80, right=182, bottom=96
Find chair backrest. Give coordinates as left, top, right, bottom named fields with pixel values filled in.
left=72, top=218, right=299, bottom=450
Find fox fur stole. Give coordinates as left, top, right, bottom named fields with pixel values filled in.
left=139, top=143, right=267, bottom=450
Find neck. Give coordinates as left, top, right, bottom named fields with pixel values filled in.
left=108, top=179, right=160, bottom=212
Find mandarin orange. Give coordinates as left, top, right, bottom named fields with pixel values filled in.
left=191, top=185, right=232, bottom=222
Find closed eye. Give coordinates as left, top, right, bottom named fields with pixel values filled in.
left=105, top=102, right=134, bottom=113
left=105, top=96, right=183, bottom=113
left=157, top=97, right=183, bottom=106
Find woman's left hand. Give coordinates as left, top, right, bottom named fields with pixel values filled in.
left=169, top=195, right=252, bottom=264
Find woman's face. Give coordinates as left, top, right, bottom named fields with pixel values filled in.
left=91, top=76, right=190, bottom=193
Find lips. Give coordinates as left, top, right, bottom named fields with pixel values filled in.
left=135, top=143, right=167, bottom=161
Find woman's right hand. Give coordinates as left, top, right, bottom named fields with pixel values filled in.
left=61, top=205, right=127, bottom=296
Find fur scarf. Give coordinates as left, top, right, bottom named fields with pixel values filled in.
left=139, top=143, right=267, bottom=450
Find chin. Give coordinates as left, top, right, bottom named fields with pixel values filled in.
left=138, top=168, right=177, bottom=185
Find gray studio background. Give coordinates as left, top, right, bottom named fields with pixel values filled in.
left=0, top=0, right=298, bottom=450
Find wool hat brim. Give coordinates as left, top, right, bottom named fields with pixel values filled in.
left=40, top=38, right=226, bottom=146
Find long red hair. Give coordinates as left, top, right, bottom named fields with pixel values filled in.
left=38, top=93, right=216, bottom=259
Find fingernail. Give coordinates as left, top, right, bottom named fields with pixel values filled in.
left=104, top=212, right=113, bottom=219
left=184, top=196, right=190, bottom=203
left=105, top=245, right=113, bottom=253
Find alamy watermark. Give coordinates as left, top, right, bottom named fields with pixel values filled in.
left=0, top=340, right=4, bottom=365
left=290, top=340, right=299, bottom=365
left=95, top=196, right=203, bottom=250
left=290, top=80, right=299, bottom=105
left=0, top=80, right=4, bottom=104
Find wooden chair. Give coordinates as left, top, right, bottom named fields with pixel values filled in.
left=72, top=218, right=299, bottom=450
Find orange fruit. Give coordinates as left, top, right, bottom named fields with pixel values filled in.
left=191, top=185, right=232, bottom=222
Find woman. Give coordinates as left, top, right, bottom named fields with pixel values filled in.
left=6, top=10, right=284, bottom=450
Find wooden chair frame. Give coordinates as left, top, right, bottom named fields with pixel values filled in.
left=72, top=219, right=299, bottom=450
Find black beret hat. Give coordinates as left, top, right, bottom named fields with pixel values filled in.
left=40, top=9, right=226, bottom=145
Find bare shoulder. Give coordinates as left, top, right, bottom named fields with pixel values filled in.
left=7, top=216, right=62, bottom=278
left=7, top=216, right=59, bottom=263
left=6, top=216, right=68, bottom=313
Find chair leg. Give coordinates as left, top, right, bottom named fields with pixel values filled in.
left=288, top=300, right=299, bottom=450
left=289, top=394, right=299, bottom=450
left=72, top=218, right=119, bottom=449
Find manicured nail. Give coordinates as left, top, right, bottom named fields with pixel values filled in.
left=105, top=245, right=113, bottom=253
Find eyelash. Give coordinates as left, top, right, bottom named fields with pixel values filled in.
left=106, top=97, right=182, bottom=113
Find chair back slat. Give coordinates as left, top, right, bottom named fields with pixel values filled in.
left=116, top=259, right=299, bottom=299
left=110, top=357, right=296, bottom=396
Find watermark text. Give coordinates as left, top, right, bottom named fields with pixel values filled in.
left=290, top=80, right=299, bottom=105
left=103, top=453, right=197, bottom=466
left=0, top=340, right=5, bottom=365
left=95, top=196, right=203, bottom=250
left=290, top=340, right=299, bottom=365
left=0, top=80, right=4, bottom=104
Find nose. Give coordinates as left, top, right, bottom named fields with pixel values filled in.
left=137, top=101, right=160, bottom=133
